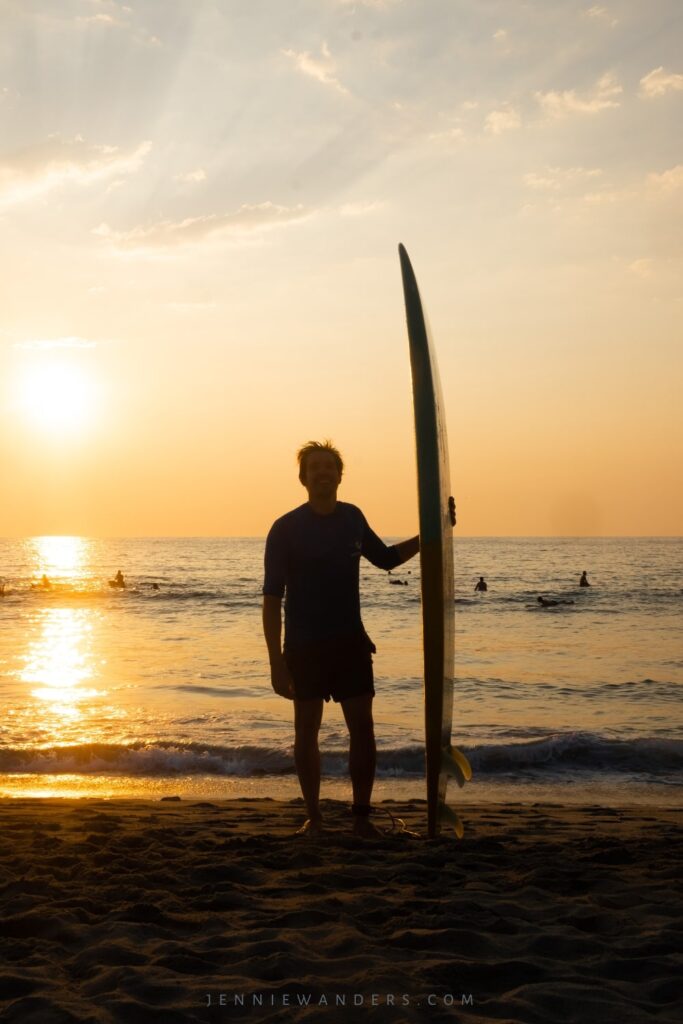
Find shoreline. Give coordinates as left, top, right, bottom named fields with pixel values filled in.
left=1, top=772, right=680, bottom=808
left=1, top=798, right=680, bottom=1023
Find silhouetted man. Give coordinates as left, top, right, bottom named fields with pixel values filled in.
left=474, top=576, right=488, bottom=592
left=262, top=440, right=419, bottom=838
left=580, top=571, right=590, bottom=587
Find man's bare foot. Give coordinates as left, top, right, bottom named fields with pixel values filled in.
left=295, top=817, right=324, bottom=837
left=352, top=816, right=384, bottom=839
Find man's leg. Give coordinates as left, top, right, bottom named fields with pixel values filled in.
left=341, top=693, right=381, bottom=836
left=294, top=698, right=324, bottom=833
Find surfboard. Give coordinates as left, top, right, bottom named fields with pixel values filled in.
left=399, top=243, right=470, bottom=838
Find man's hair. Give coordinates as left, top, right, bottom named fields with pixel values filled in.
left=297, top=440, right=344, bottom=484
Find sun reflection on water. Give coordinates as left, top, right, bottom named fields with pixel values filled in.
left=21, top=607, right=100, bottom=713
left=30, top=535, right=90, bottom=581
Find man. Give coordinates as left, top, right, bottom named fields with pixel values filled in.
left=262, top=440, right=419, bottom=838
left=474, top=576, right=488, bottom=592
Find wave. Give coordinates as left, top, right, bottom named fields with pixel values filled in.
left=1, top=733, right=681, bottom=781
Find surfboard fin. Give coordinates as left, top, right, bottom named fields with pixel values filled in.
left=441, top=745, right=473, bottom=788
left=440, top=803, right=465, bottom=839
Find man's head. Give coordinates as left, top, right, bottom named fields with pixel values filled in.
left=297, top=440, right=344, bottom=487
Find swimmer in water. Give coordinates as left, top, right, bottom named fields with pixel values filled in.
left=580, top=571, right=590, bottom=587
left=474, top=576, right=488, bottom=592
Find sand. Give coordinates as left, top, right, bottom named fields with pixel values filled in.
left=0, top=797, right=681, bottom=1023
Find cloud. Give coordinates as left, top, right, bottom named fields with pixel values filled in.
left=582, top=188, right=634, bottom=205
left=0, top=136, right=152, bottom=207
left=338, top=200, right=385, bottom=216
left=77, top=13, right=122, bottom=26
left=536, top=73, right=622, bottom=117
left=95, top=201, right=310, bottom=250
left=13, top=337, right=98, bottom=351
left=584, top=6, right=618, bottom=27
left=335, top=0, right=401, bottom=7
left=639, top=67, right=683, bottom=98
left=628, top=259, right=654, bottom=279
left=523, top=166, right=603, bottom=190
left=282, top=43, right=349, bottom=96
left=75, top=6, right=161, bottom=47
left=175, top=169, right=206, bottom=184
left=428, top=126, right=465, bottom=144
left=647, top=164, right=683, bottom=192
left=485, top=107, right=521, bottom=135
left=493, top=28, right=511, bottom=53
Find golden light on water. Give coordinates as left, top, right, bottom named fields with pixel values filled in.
left=22, top=538, right=99, bottom=712
left=22, top=607, right=98, bottom=711
left=30, top=535, right=89, bottom=583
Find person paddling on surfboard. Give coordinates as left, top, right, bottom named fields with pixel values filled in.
left=262, top=440, right=419, bottom=838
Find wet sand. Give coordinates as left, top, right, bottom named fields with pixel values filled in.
left=0, top=798, right=681, bottom=1023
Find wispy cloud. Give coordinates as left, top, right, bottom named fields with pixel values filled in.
left=523, top=166, right=603, bottom=190
left=639, top=67, right=683, bottom=98
left=582, top=187, right=634, bottom=205
left=647, top=164, right=683, bottom=192
left=282, top=43, right=349, bottom=96
left=0, top=136, right=151, bottom=207
left=175, top=168, right=206, bottom=184
left=584, top=6, right=618, bottom=27
left=335, top=0, right=401, bottom=7
left=628, top=259, right=654, bottom=279
left=13, top=336, right=98, bottom=351
left=338, top=200, right=385, bottom=216
left=485, top=107, right=521, bottom=135
left=75, top=5, right=161, bottom=47
left=536, top=73, right=622, bottom=117
left=492, top=28, right=512, bottom=54
left=77, top=13, right=124, bottom=27
left=95, top=201, right=310, bottom=250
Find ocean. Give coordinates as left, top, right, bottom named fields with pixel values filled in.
left=0, top=535, right=681, bottom=807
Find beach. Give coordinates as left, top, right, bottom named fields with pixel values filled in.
left=1, top=797, right=681, bottom=1023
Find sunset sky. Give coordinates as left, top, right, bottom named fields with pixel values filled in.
left=1, top=0, right=681, bottom=537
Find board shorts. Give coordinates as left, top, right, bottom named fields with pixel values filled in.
left=285, top=632, right=376, bottom=703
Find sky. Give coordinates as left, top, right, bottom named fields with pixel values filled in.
left=0, top=0, right=681, bottom=537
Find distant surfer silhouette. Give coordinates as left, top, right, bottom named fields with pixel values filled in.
left=474, top=576, right=487, bottom=592
left=263, top=440, right=419, bottom=838
left=109, top=570, right=125, bottom=589
left=580, top=571, right=590, bottom=587
left=537, top=596, right=574, bottom=608
left=32, top=574, right=51, bottom=590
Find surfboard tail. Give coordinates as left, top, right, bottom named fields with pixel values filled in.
left=440, top=803, right=465, bottom=839
left=441, top=745, right=473, bottom=789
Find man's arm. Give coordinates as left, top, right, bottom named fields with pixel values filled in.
left=393, top=535, right=419, bottom=564
left=262, top=595, right=294, bottom=700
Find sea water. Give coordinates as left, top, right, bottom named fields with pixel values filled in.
left=0, top=536, right=681, bottom=806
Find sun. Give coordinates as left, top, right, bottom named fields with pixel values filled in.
left=16, top=361, right=98, bottom=435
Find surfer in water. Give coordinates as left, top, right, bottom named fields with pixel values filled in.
left=474, top=576, right=487, bottom=592
left=580, top=571, right=590, bottom=587
left=263, top=440, right=419, bottom=838
left=537, top=596, right=574, bottom=608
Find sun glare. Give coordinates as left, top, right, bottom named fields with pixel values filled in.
left=16, top=361, right=98, bottom=435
